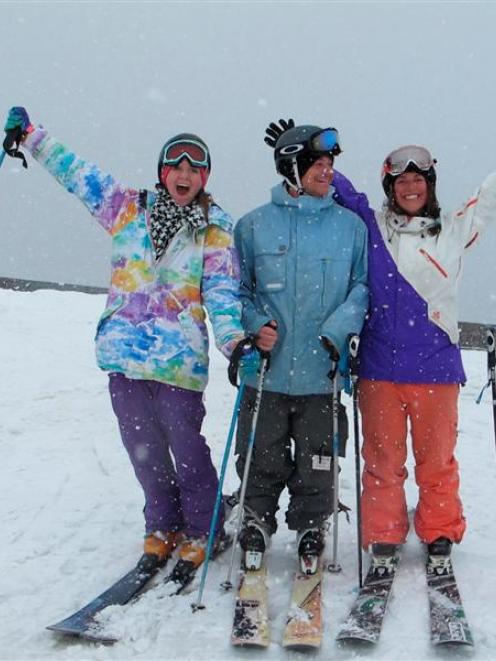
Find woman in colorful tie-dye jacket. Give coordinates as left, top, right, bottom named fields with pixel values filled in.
left=332, top=146, right=496, bottom=570
left=4, top=107, right=248, bottom=568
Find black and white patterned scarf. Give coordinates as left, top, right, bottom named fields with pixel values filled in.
left=149, top=188, right=207, bottom=261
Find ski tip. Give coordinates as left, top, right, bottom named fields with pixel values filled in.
left=46, top=624, right=118, bottom=645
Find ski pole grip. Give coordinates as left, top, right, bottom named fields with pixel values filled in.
left=348, top=334, right=360, bottom=382
left=487, top=328, right=496, bottom=369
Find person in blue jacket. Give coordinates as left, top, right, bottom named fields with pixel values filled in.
left=234, top=119, right=369, bottom=572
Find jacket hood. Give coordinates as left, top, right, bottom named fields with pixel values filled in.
left=271, top=182, right=336, bottom=212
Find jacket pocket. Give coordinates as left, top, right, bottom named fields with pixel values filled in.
left=178, top=308, right=207, bottom=354
left=95, top=295, right=125, bottom=337
left=254, top=248, right=287, bottom=293
left=311, top=257, right=351, bottom=317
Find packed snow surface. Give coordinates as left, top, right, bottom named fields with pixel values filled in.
left=1, top=289, right=495, bottom=660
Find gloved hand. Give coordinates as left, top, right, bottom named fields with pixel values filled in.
left=3, top=106, right=34, bottom=169
left=228, top=337, right=261, bottom=387
left=4, top=107, right=33, bottom=133
left=264, top=118, right=295, bottom=148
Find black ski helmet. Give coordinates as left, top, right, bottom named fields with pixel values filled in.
left=157, top=133, right=211, bottom=182
left=274, top=125, right=342, bottom=189
left=381, top=145, right=437, bottom=196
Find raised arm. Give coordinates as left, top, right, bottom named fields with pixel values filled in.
left=453, top=172, right=496, bottom=250
left=4, top=107, right=137, bottom=236
left=332, top=170, right=377, bottom=230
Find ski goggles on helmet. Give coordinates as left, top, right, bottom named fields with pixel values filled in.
left=277, top=127, right=341, bottom=158
left=382, top=145, right=436, bottom=179
left=161, top=139, right=210, bottom=169
left=309, top=127, right=341, bottom=155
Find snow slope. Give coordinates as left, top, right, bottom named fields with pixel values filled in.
left=1, top=289, right=495, bottom=660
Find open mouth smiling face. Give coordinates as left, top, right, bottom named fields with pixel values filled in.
left=161, top=159, right=207, bottom=206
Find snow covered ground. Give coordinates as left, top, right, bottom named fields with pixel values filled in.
left=1, top=288, right=495, bottom=661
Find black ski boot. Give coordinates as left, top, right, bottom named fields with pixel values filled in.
left=427, top=537, right=452, bottom=575
left=297, top=528, right=325, bottom=575
left=371, top=543, right=399, bottom=577
left=239, top=522, right=270, bottom=571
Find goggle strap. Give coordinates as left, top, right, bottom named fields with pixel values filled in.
left=292, top=157, right=305, bottom=194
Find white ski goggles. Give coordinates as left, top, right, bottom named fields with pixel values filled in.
left=382, top=145, right=436, bottom=178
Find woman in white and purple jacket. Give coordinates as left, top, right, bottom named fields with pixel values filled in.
left=332, top=146, right=496, bottom=568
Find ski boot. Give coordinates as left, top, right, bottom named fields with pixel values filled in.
left=239, top=522, right=270, bottom=571
left=371, top=543, right=400, bottom=577
left=142, top=530, right=182, bottom=566
left=426, top=537, right=452, bottom=576
left=297, top=528, right=325, bottom=575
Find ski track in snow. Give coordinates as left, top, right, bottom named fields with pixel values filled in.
left=1, top=289, right=495, bottom=660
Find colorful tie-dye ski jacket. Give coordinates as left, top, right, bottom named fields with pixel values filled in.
left=24, top=127, right=244, bottom=392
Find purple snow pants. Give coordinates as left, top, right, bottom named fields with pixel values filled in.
left=108, top=372, right=224, bottom=537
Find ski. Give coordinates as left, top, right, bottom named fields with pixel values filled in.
left=231, top=566, right=270, bottom=647
left=163, top=533, right=233, bottom=596
left=46, top=553, right=165, bottom=642
left=426, top=557, right=474, bottom=646
left=336, top=555, right=399, bottom=644
left=282, top=565, right=323, bottom=649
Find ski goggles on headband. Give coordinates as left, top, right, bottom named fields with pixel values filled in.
left=161, top=139, right=210, bottom=168
left=382, top=145, right=436, bottom=178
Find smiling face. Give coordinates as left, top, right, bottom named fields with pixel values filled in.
left=300, top=155, right=334, bottom=197
left=160, top=159, right=208, bottom=206
left=393, top=171, right=428, bottom=216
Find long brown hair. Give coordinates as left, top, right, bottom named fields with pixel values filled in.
left=197, top=190, right=213, bottom=222
left=387, top=180, right=441, bottom=235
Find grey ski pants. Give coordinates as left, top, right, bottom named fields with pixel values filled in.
left=235, top=388, right=348, bottom=535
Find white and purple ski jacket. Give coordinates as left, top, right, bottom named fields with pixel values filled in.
left=332, top=171, right=496, bottom=384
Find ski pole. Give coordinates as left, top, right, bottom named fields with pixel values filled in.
left=476, top=327, right=496, bottom=454
left=348, top=334, right=363, bottom=588
left=191, top=381, right=246, bottom=611
left=328, top=364, right=342, bottom=573
left=221, top=356, right=269, bottom=590
left=487, top=328, right=496, bottom=452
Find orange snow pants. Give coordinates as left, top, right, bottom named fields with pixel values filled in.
left=359, top=379, right=466, bottom=547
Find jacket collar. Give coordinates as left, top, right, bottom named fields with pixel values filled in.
left=381, top=208, right=440, bottom=239
left=271, top=182, right=336, bottom=213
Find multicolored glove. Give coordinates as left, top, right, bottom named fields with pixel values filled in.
left=4, top=107, right=34, bottom=133
left=3, top=106, right=34, bottom=169
left=228, top=338, right=261, bottom=387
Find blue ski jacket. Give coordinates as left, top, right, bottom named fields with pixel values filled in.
left=234, top=183, right=368, bottom=395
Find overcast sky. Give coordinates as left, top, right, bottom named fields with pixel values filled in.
left=2, top=1, right=496, bottom=322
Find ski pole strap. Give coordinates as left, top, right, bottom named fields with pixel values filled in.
left=2, top=127, right=28, bottom=168
left=476, top=380, right=491, bottom=404
left=228, top=337, right=255, bottom=388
